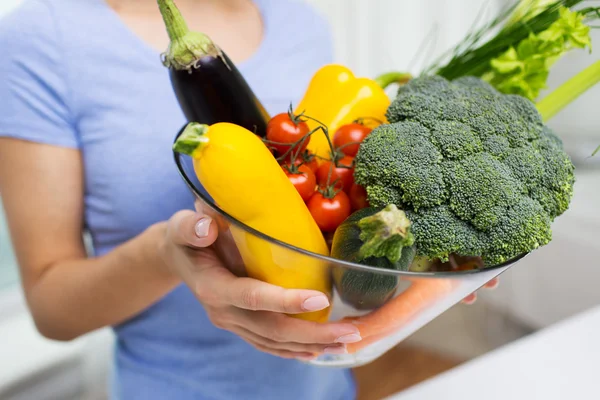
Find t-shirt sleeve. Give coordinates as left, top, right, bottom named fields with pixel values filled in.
left=0, top=0, right=79, bottom=148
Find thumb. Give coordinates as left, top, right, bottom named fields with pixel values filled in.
left=168, top=210, right=218, bottom=249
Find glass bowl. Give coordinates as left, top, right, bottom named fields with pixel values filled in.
left=172, top=126, right=528, bottom=368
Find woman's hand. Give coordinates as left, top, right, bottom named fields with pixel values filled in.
left=462, top=278, right=499, bottom=305
left=158, top=209, right=362, bottom=360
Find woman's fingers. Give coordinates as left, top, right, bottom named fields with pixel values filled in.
left=243, top=338, right=316, bottom=360
left=461, top=278, right=500, bottom=304
left=167, top=210, right=218, bottom=248
left=235, top=309, right=361, bottom=345
left=233, top=325, right=347, bottom=355
left=461, top=292, right=477, bottom=305
left=197, top=266, right=331, bottom=314
left=485, top=277, right=499, bottom=289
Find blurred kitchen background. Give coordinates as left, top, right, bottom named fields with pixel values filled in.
left=1, top=0, right=598, bottom=399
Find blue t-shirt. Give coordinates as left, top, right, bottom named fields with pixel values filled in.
left=0, top=0, right=356, bottom=399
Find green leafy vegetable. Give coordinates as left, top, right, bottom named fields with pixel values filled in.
left=482, top=7, right=592, bottom=100
left=426, top=1, right=600, bottom=83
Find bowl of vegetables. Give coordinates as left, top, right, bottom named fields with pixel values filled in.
left=172, top=72, right=574, bottom=368
left=159, top=0, right=596, bottom=368
left=173, top=125, right=530, bottom=368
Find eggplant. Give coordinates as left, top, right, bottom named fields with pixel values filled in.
left=158, top=0, right=270, bottom=136
left=331, top=205, right=416, bottom=310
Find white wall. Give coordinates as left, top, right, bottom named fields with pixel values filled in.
left=306, top=0, right=506, bottom=77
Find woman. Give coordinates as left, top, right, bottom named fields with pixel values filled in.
left=0, top=0, right=491, bottom=398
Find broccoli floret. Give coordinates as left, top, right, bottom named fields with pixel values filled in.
left=356, top=75, right=575, bottom=265
left=484, top=198, right=553, bottom=265
left=407, top=206, right=484, bottom=262
left=482, top=135, right=511, bottom=159
left=365, top=185, right=404, bottom=209
left=355, top=122, right=446, bottom=210
left=529, top=127, right=575, bottom=219
left=444, top=153, right=525, bottom=231
left=429, top=121, right=482, bottom=159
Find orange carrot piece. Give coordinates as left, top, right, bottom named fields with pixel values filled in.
left=344, top=278, right=457, bottom=353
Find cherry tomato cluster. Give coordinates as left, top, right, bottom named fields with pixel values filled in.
left=264, top=111, right=374, bottom=234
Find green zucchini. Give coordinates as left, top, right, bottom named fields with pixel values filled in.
left=331, top=204, right=416, bottom=310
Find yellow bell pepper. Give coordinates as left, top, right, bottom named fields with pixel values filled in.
left=295, top=64, right=410, bottom=160
left=174, top=122, right=332, bottom=322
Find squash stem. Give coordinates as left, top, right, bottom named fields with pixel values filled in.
left=173, top=123, right=210, bottom=156
left=536, top=60, right=600, bottom=122
left=357, top=205, right=415, bottom=263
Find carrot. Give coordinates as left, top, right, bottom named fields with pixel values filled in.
left=344, top=278, right=457, bottom=353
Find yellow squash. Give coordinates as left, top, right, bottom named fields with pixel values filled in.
left=295, top=64, right=397, bottom=160
left=174, top=122, right=332, bottom=322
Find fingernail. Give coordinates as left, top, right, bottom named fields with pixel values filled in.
left=486, top=279, right=499, bottom=290
left=335, top=333, right=362, bottom=344
left=195, top=217, right=212, bottom=238
left=302, top=296, right=330, bottom=311
left=324, top=346, right=347, bottom=355
left=462, top=293, right=477, bottom=304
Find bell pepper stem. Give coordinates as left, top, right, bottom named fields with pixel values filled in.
left=357, top=204, right=415, bottom=263
left=536, top=60, right=600, bottom=122
left=173, top=123, right=210, bottom=156
left=157, top=0, right=223, bottom=70
left=374, top=72, right=412, bottom=89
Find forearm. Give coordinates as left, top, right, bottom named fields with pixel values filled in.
left=27, top=222, right=181, bottom=340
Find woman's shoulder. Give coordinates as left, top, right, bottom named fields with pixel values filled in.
left=0, top=0, right=83, bottom=55
left=0, top=1, right=55, bottom=43
left=0, top=0, right=85, bottom=148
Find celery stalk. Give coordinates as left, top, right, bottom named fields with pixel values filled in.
left=536, top=60, right=600, bottom=122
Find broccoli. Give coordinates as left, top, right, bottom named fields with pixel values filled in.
left=354, top=75, right=575, bottom=265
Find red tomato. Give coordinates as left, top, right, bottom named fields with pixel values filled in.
left=292, top=150, right=319, bottom=175
left=316, top=156, right=355, bottom=192
left=307, top=191, right=351, bottom=233
left=282, top=164, right=316, bottom=202
left=333, top=123, right=372, bottom=157
left=266, top=113, right=310, bottom=157
left=349, top=183, right=369, bottom=211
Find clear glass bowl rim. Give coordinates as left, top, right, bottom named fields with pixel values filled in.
left=173, top=126, right=528, bottom=278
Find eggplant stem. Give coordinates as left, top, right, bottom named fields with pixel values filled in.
left=157, top=0, right=224, bottom=70
left=157, top=0, right=189, bottom=42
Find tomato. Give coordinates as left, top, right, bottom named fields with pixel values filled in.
left=266, top=113, right=310, bottom=158
left=316, top=156, right=354, bottom=192
left=282, top=164, right=316, bottom=202
left=308, top=190, right=351, bottom=233
left=333, top=123, right=372, bottom=157
left=292, top=150, right=319, bottom=175
left=349, top=183, right=369, bottom=211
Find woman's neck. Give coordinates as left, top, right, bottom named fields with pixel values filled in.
left=105, top=0, right=264, bottom=64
